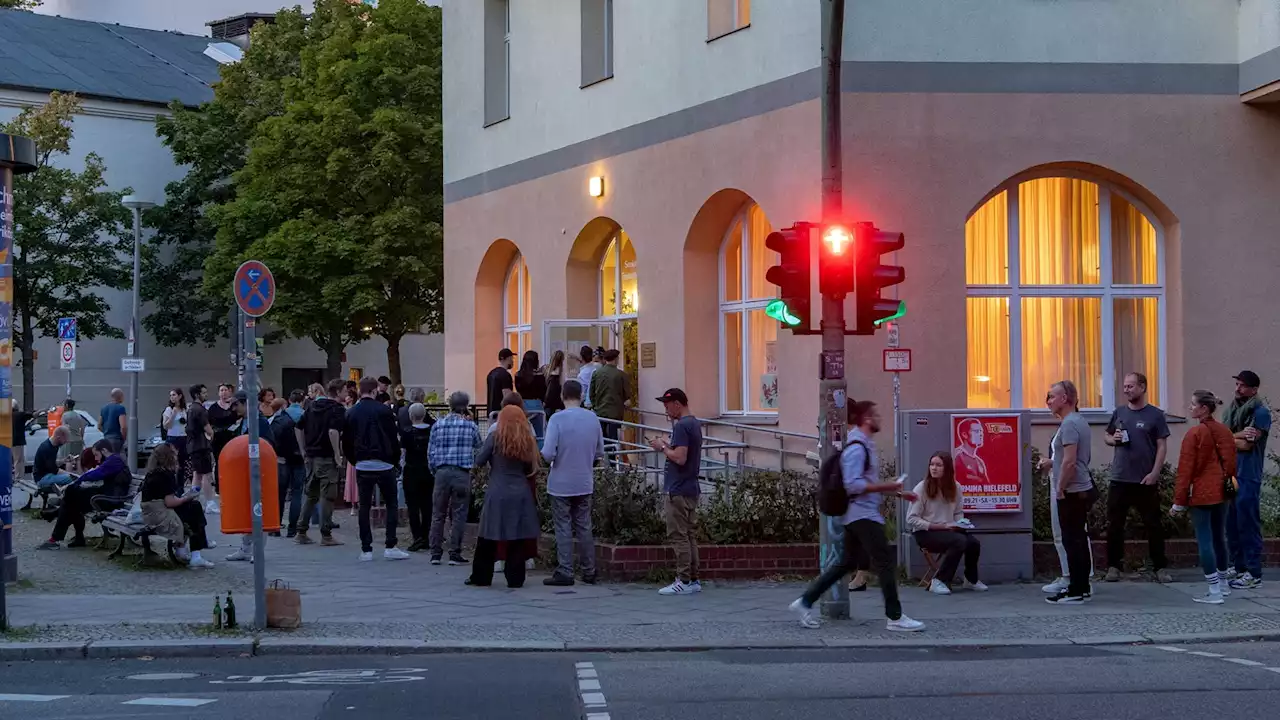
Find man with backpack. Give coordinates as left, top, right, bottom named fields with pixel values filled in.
left=790, top=401, right=925, bottom=632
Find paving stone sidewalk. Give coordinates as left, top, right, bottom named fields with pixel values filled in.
left=5, top=497, right=1280, bottom=650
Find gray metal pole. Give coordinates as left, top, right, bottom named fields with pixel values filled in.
left=244, top=317, right=267, bottom=630
left=817, top=0, right=848, bottom=620
left=128, top=206, right=141, bottom=473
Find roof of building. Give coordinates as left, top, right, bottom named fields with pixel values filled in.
left=0, top=8, right=222, bottom=107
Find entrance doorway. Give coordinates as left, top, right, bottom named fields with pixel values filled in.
left=281, top=367, right=324, bottom=396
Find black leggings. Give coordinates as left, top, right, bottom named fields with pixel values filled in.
left=470, top=537, right=531, bottom=588
left=174, top=500, right=209, bottom=552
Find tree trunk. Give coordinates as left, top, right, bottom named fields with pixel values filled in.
left=19, top=309, right=34, bottom=411
left=385, top=333, right=403, bottom=386
left=323, top=333, right=344, bottom=380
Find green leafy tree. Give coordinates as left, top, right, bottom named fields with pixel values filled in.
left=4, top=92, right=131, bottom=408
left=205, top=0, right=443, bottom=382
left=0, top=0, right=42, bottom=10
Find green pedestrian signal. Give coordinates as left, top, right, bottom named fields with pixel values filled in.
left=765, top=299, right=803, bottom=327
left=873, top=300, right=906, bottom=327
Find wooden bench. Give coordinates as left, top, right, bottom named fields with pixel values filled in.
left=14, top=474, right=45, bottom=510
left=99, top=515, right=179, bottom=566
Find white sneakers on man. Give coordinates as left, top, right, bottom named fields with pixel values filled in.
left=1042, top=577, right=1069, bottom=593
left=963, top=579, right=989, bottom=592
left=658, top=580, right=702, bottom=595
left=384, top=548, right=410, bottom=560
left=928, top=579, right=952, bottom=595
left=886, top=616, right=926, bottom=632
left=789, top=598, right=821, bottom=629
left=358, top=551, right=374, bottom=562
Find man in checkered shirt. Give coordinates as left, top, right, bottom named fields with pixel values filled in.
left=427, top=391, right=482, bottom=565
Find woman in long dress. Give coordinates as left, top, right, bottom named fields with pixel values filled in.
left=467, top=405, right=542, bottom=588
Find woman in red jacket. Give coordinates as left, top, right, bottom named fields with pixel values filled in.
left=1171, top=390, right=1238, bottom=604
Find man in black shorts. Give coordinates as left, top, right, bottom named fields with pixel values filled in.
left=186, top=385, right=215, bottom=504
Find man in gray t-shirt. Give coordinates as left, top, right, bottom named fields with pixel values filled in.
left=1044, top=380, right=1097, bottom=602
left=1102, top=372, right=1170, bottom=580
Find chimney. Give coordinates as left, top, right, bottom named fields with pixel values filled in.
left=206, top=12, right=277, bottom=49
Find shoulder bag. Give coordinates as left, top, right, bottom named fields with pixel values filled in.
left=1209, top=427, right=1239, bottom=501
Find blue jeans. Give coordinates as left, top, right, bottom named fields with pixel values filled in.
left=278, top=463, right=307, bottom=533
left=1190, top=504, right=1229, bottom=577
left=37, top=473, right=74, bottom=490
left=1226, top=475, right=1264, bottom=577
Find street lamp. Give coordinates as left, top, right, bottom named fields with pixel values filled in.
left=121, top=195, right=155, bottom=472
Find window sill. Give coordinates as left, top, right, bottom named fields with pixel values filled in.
left=483, top=115, right=510, bottom=129
left=706, top=23, right=750, bottom=42
left=580, top=74, right=614, bottom=90
left=712, top=414, right=779, bottom=427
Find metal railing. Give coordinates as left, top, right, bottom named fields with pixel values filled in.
left=633, top=408, right=819, bottom=473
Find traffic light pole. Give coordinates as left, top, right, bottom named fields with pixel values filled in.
left=817, top=0, right=848, bottom=620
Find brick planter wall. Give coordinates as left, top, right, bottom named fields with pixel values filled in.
left=537, top=537, right=1280, bottom=581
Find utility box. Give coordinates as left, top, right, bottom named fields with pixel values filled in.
left=898, top=410, right=1035, bottom=583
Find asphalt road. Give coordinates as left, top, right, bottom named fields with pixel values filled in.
left=0, top=642, right=1277, bottom=719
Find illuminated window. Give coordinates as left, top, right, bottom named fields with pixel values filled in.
left=503, top=254, right=532, bottom=355
left=719, top=203, right=777, bottom=415
left=966, top=177, right=1164, bottom=410
left=708, top=0, right=750, bottom=40
left=599, top=230, right=637, bottom=320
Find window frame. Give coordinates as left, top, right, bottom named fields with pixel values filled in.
left=580, top=0, right=614, bottom=88
left=965, top=171, right=1167, bottom=412
left=718, top=203, right=778, bottom=417
left=598, top=230, right=637, bottom=322
left=707, top=0, right=750, bottom=42
left=503, top=253, right=532, bottom=356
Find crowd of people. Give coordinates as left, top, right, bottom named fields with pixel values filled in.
left=789, top=369, right=1270, bottom=632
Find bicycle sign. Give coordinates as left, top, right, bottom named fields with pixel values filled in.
left=210, top=668, right=428, bottom=686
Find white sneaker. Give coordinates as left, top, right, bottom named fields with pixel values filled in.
left=928, top=579, right=952, bottom=595
left=789, top=598, right=820, bottom=629
left=225, top=549, right=251, bottom=562
left=687, top=580, right=702, bottom=593
left=887, top=615, right=925, bottom=632
left=658, top=580, right=696, bottom=595
left=188, top=558, right=214, bottom=569
left=205, top=539, right=217, bottom=549
left=1042, top=577, right=1069, bottom=593
left=358, top=551, right=374, bottom=562
left=525, top=558, right=535, bottom=570
left=494, top=560, right=505, bottom=572
left=204, top=500, right=221, bottom=515
left=964, top=579, right=989, bottom=592
left=384, top=548, right=410, bottom=561
left=1193, top=591, right=1224, bottom=605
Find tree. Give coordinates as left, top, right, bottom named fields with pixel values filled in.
left=204, top=0, right=443, bottom=383
left=4, top=93, right=131, bottom=408
left=0, top=1, right=42, bottom=10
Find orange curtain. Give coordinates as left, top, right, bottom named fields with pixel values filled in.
left=967, top=297, right=1010, bottom=408
left=1019, top=178, right=1100, bottom=285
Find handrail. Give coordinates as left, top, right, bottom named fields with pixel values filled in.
left=633, top=408, right=820, bottom=441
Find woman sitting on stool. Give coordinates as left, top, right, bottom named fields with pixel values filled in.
left=906, top=452, right=988, bottom=594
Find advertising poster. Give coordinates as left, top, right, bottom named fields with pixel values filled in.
left=950, top=413, right=1022, bottom=513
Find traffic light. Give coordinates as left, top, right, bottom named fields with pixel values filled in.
left=853, top=222, right=906, bottom=335
left=818, top=224, right=855, bottom=298
left=764, top=222, right=814, bottom=333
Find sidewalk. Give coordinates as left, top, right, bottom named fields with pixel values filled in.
left=5, top=503, right=1280, bottom=654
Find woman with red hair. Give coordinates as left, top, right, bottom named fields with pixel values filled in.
left=467, top=404, right=543, bottom=588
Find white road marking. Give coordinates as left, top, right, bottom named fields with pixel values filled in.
left=582, top=692, right=607, bottom=706
left=586, top=714, right=611, bottom=720
left=124, top=698, right=218, bottom=707
left=579, top=679, right=602, bottom=691
left=1187, top=651, right=1225, bottom=658
left=127, top=673, right=200, bottom=681
left=1223, top=658, right=1265, bottom=667
left=576, top=660, right=609, bottom=716
left=577, top=668, right=599, bottom=679
left=575, top=662, right=594, bottom=669
left=0, top=694, right=70, bottom=703
left=1265, top=668, right=1280, bottom=675
left=1153, top=646, right=1187, bottom=652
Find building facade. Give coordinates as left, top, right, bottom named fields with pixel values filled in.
left=444, top=0, right=1280, bottom=459
left=2, top=8, right=443, bottom=416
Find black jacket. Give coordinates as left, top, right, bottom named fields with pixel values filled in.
left=341, top=397, right=400, bottom=466
left=401, top=421, right=434, bottom=470
left=270, top=412, right=304, bottom=466
left=299, top=397, right=345, bottom=459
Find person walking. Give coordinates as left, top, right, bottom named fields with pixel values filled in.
left=1171, top=390, right=1238, bottom=604
left=541, top=380, right=603, bottom=586
left=1043, top=380, right=1098, bottom=604
left=907, top=452, right=987, bottom=595
left=1103, top=372, right=1171, bottom=582
left=486, top=349, right=516, bottom=420
left=427, top=391, right=482, bottom=566
left=789, top=401, right=925, bottom=631
left=186, top=384, right=216, bottom=513
left=402, top=402, right=435, bottom=552
left=543, top=350, right=566, bottom=422
left=342, top=376, right=406, bottom=562
left=590, top=349, right=630, bottom=461
left=294, top=378, right=347, bottom=546
left=515, top=350, right=548, bottom=443
left=59, top=398, right=87, bottom=465
left=269, top=398, right=305, bottom=538
left=467, top=404, right=542, bottom=588
left=100, top=388, right=127, bottom=446
left=1223, top=370, right=1269, bottom=590
left=648, top=389, right=703, bottom=596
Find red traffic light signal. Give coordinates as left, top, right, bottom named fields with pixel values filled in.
left=819, top=224, right=855, bottom=298
left=764, top=222, right=814, bottom=334
left=853, top=222, right=906, bottom=335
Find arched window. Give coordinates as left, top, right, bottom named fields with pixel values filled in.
left=719, top=203, right=777, bottom=415
left=966, top=175, right=1164, bottom=410
left=599, top=229, right=637, bottom=320
left=503, top=253, right=532, bottom=355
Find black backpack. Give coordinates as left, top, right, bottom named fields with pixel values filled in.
left=817, top=441, right=870, bottom=516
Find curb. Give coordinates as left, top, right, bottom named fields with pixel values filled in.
left=2, top=629, right=1278, bottom=662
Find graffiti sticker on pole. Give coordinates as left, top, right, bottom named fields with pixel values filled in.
left=950, top=413, right=1022, bottom=513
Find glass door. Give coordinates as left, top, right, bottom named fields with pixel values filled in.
left=543, top=320, right=618, bottom=380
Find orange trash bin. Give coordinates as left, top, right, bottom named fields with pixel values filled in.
left=218, top=434, right=281, bottom=535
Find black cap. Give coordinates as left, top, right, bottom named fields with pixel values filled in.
left=655, top=388, right=688, bottom=405
left=593, top=346, right=605, bottom=358
left=234, top=390, right=248, bottom=403
left=498, top=348, right=515, bottom=361
left=1234, top=370, right=1262, bottom=388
